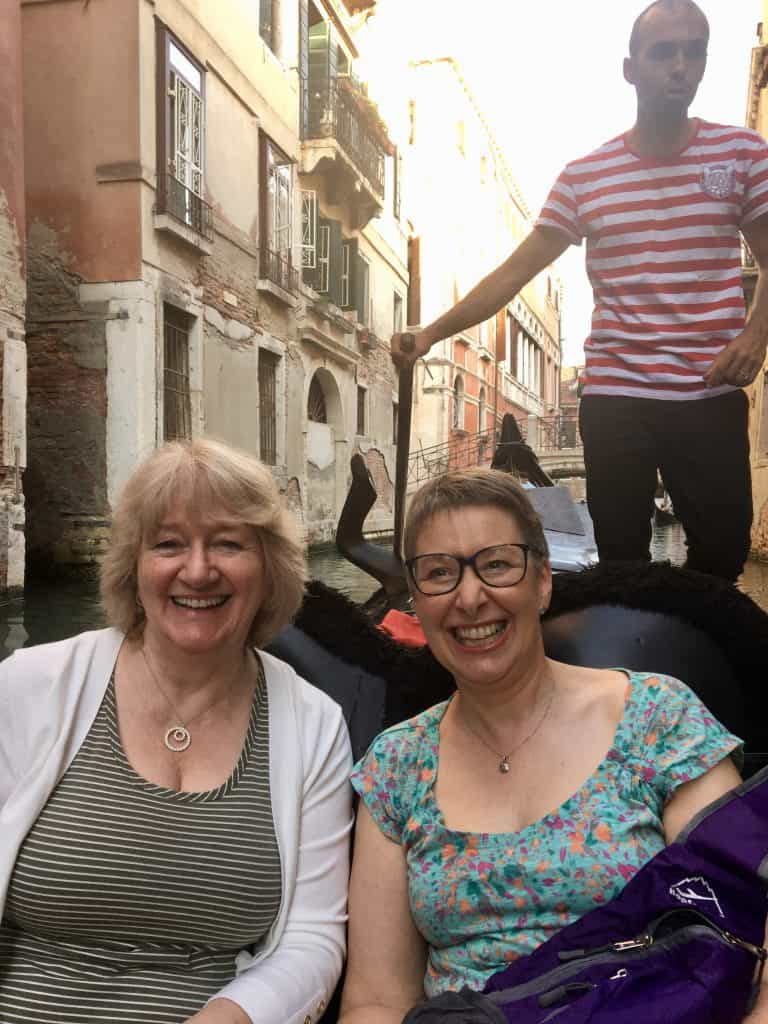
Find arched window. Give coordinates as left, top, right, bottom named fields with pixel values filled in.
left=308, top=374, right=327, bottom=423
left=453, top=374, right=465, bottom=430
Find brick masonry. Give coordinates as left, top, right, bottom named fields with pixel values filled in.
left=25, top=221, right=108, bottom=575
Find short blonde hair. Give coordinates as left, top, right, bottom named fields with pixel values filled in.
left=403, top=468, right=549, bottom=566
left=100, top=438, right=307, bottom=647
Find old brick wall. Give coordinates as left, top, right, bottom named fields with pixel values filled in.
left=25, top=223, right=108, bottom=574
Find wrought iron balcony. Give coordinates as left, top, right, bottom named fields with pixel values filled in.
left=259, top=247, right=299, bottom=295
left=156, top=174, right=214, bottom=242
left=305, top=79, right=386, bottom=196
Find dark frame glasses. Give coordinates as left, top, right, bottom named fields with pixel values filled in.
left=405, top=543, right=542, bottom=596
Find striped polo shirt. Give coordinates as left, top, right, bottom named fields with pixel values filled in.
left=537, top=120, right=768, bottom=400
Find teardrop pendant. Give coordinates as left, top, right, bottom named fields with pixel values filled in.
left=499, top=757, right=511, bottom=774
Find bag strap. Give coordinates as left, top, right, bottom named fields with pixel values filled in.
left=678, top=764, right=768, bottom=878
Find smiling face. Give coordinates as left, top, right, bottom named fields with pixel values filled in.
left=624, top=4, right=708, bottom=119
left=409, top=505, right=552, bottom=692
left=136, top=501, right=266, bottom=660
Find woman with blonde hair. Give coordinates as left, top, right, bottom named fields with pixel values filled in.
left=0, top=438, right=352, bottom=1024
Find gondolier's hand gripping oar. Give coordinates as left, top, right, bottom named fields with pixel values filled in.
left=394, top=332, right=417, bottom=560
left=391, top=327, right=430, bottom=368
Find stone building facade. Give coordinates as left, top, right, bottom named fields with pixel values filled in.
left=401, top=58, right=562, bottom=462
left=20, top=0, right=405, bottom=571
left=745, top=6, right=768, bottom=558
left=0, top=0, right=27, bottom=590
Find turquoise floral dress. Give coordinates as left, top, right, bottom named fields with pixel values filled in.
left=350, top=671, right=740, bottom=997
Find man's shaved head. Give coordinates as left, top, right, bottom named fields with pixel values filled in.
left=629, top=0, right=710, bottom=56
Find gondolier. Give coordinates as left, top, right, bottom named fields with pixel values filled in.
left=393, top=0, right=768, bottom=581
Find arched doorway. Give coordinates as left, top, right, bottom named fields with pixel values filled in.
left=305, top=367, right=344, bottom=541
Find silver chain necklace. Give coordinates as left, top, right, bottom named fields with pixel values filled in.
left=141, top=647, right=240, bottom=753
left=457, top=676, right=556, bottom=774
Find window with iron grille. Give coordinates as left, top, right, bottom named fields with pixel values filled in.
left=308, top=374, right=327, bottom=423
left=263, top=137, right=292, bottom=258
left=356, top=386, right=366, bottom=436
left=163, top=305, right=192, bottom=442
left=258, top=349, right=279, bottom=465
left=167, top=41, right=204, bottom=201
left=301, top=190, right=317, bottom=269
left=393, top=291, right=403, bottom=334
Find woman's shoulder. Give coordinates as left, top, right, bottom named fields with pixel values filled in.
left=0, top=627, right=123, bottom=694
left=357, top=700, right=449, bottom=766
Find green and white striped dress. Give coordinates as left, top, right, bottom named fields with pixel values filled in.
left=0, top=666, right=282, bottom=1023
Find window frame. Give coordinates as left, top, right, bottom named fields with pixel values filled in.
left=157, top=25, right=206, bottom=199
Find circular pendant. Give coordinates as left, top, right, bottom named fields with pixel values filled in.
left=164, top=725, right=191, bottom=752
left=499, top=759, right=511, bottom=774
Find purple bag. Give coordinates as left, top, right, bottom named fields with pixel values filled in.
left=404, top=768, right=768, bottom=1024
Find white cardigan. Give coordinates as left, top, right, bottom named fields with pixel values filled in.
left=0, top=628, right=353, bottom=1024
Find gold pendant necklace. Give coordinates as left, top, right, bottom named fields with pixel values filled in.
left=140, top=648, right=230, bottom=753
left=458, top=676, right=556, bottom=774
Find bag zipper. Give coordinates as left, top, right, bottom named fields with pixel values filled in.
left=559, top=907, right=766, bottom=963
left=486, top=910, right=766, bottom=1007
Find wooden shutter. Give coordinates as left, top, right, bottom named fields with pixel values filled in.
left=299, top=0, right=309, bottom=138
left=354, top=251, right=369, bottom=325
left=343, top=238, right=359, bottom=309
left=328, top=220, right=343, bottom=306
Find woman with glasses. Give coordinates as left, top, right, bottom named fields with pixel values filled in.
left=339, top=467, right=744, bottom=1023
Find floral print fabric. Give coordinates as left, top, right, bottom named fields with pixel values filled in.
left=350, top=672, right=740, bottom=997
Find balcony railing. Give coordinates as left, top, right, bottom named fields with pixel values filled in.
left=259, top=247, right=299, bottom=295
left=156, top=174, right=214, bottom=242
left=533, top=410, right=582, bottom=452
left=408, top=431, right=494, bottom=488
left=305, top=79, right=386, bottom=194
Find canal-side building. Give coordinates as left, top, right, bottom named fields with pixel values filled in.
left=20, top=0, right=404, bottom=571
left=745, top=6, right=768, bottom=558
left=0, top=0, right=26, bottom=591
left=402, top=57, right=562, bottom=463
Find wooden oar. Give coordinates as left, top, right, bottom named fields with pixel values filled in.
left=393, top=333, right=416, bottom=559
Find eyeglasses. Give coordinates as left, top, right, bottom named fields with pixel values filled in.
left=405, top=543, right=541, bottom=596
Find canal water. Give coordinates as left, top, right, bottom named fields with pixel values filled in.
left=0, top=520, right=764, bottom=661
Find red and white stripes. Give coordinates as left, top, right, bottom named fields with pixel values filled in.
left=537, top=121, right=768, bottom=399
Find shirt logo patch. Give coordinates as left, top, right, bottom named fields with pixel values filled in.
left=669, top=875, right=724, bottom=917
left=700, top=164, right=736, bottom=199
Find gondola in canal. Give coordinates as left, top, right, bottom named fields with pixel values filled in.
left=269, top=336, right=768, bottom=775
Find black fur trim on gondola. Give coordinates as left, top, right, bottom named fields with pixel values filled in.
left=548, top=561, right=768, bottom=679
left=296, top=562, right=768, bottom=732
left=295, top=581, right=455, bottom=726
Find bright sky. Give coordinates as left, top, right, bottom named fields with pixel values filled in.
left=365, top=0, right=763, bottom=365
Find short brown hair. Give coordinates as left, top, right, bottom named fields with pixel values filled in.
left=402, top=468, right=549, bottom=565
left=100, top=438, right=307, bottom=647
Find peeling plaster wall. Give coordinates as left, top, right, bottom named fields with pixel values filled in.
left=0, top=0, right=27, bottom=589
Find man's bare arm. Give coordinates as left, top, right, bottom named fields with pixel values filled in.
left=704, top=212, right=768, bottom=388
left=392, top=226, right=571, bottom=365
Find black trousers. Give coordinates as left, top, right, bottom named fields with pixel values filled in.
left=578, top=390, right=753, bottom=582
